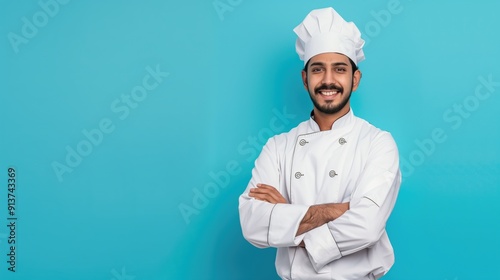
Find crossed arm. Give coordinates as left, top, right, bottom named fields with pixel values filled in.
left=241, top=133, right=400, bottom=272
left=249, top=183, right=349, bottom=243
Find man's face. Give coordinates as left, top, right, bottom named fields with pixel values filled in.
left=302, top=52, right=361, bottom=115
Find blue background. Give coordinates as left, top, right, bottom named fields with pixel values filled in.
left=1, top=0, right=499, bottom=279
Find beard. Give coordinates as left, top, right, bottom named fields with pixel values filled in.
left=308, top=82, right=352, bottom=115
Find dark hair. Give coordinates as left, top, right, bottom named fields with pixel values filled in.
left=303, top=57, right=358, bottom=75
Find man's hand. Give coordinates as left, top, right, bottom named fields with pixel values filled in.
left=296, top=202, right=350, bottom=236
left=248, top=184, right=287, bottom=204
left=248, top=184, right=349, bottom=248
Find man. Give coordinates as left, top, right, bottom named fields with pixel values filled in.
left=238, top=7, right=401, bottom=280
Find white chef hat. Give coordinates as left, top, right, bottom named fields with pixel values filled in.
left=294, top=7, right=365, bottom=66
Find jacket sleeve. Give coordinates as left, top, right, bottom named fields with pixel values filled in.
left=302, top=132, right=401, bottom=271
left=239, top=136, right=309, bottom=248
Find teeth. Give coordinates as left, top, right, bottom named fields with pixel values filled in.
left=320, top=91, right=339, bottom=96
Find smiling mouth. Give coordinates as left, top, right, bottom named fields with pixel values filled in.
left=318, top=90, right=340, bottom=96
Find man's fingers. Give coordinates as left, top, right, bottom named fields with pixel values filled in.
left=249, top=192, right=274, bottom=203
left=250, top=184, right=286, bottom=203
left=249, top=185, right=286, bottom=204
left=260, top=185, right=286, bottom=203
left=255, top=186, right=280, bottom=199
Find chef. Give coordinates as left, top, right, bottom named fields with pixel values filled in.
left=238, top=7, right=402, bottom=280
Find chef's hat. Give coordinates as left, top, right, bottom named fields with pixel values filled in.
left=294, top=7, right=365, bottom=66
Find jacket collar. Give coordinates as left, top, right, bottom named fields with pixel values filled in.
left=308, top=108, right=355, bottom=131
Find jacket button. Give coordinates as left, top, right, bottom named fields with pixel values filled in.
left=339, top=138, right=347, bottom=145
left=295, top=172, right=304, bottom=179
left=329, top=170, right=338, bottom=178
left=299, top=139, right=308, bottom=146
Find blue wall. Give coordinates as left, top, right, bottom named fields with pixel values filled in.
left=1, top=1, right=499, bottom=279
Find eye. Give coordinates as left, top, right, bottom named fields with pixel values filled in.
left=311, top=67, right=323, bottom=73
left=335, top=67, right=347, bottom=73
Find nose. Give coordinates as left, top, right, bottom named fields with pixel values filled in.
left=321, top=69, right=335, bottom=85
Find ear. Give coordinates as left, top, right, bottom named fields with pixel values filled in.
left=301, top=70, right=308, bottom=91
left=351, top=69, right=362, bottom=92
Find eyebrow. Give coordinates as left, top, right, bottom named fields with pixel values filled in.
left=310, top=62, right=349, bottom=67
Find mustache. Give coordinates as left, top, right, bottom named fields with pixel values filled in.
left=315, top=84, right=343, bottom=94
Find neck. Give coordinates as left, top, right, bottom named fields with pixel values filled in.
left=313, top=106, right=350, bottom=131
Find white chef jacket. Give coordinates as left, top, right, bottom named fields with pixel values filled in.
left=239, top=109, right=401, bottom=280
